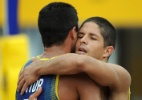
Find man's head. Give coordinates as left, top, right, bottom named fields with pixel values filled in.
left=76, top=17, right=116, bottom=61
left=38, top=2, right=78, bottom=48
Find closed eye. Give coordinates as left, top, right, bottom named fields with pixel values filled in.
left=91, top=36, right=97, bottom=40
left=77, top=32, right=84, bottom=39
left=78, top=35, right=83, bottom=38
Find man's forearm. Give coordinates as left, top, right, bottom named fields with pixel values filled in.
left=37, top=53, right=83, bottom=75
left=78, top=56, right=131, bottom=90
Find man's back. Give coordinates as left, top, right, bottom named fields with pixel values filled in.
left=16, top=59, right=59, bottom=100
left=58, top=74, right=105, bottom=100
left=58, top=73, right=130, bottom=100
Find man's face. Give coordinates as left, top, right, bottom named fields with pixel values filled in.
left=75, top=22, right=106, bottom=60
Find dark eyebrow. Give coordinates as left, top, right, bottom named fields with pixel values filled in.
left=77, top=32, right=85, bottom=36
left=78, top=31, right=84, bottom=34
left=78, top=31, right=99, bottom=38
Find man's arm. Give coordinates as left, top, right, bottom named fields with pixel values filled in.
left=79, top=55, right=131, bottom=94
left=37, top=53, right=131, bottom=90
left=18, top=53, right=131, bottom=94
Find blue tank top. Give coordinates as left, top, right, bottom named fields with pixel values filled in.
left=16, top=58, right=59, bottom=100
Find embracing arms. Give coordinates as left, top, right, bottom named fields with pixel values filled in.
left=18, top=53, right=131, bottom=95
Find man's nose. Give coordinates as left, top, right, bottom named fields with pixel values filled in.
left=80, top=36, right=88, bottom=44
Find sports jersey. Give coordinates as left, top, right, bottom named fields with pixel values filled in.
left=16, top=57, right=59, bottom=100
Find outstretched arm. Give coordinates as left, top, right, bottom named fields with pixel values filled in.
left=18, top=53, right=131, bottom=95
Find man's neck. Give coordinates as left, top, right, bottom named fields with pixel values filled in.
left=40, top=46, right=70, bottom=58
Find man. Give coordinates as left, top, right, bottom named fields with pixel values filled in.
left=18, top=17, right=131, bottom=100
left=16, top=2, right=79, bottom=100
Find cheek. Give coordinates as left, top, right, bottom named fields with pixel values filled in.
left=88, top=45, right=104, bottom=58
left=75, top=40, right=80, bottom=48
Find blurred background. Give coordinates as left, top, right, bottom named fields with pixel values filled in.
left=0, top=0, right=142, bottom=100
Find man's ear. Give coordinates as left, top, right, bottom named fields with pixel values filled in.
left=103, top=46, right=114, bottom=58
left=70, top=27, right=77, bottom=39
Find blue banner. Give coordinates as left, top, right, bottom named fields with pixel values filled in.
left=7, top=0, right=19, bottom=35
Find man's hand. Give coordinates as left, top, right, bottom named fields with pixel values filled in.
left=29, top=87, right=42, bottom=100
left=17, top=58, right=41, bottom=95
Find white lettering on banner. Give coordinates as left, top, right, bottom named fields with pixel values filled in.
left=25, top=78, right=44, bottom=93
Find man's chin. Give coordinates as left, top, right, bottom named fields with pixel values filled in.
left=76, top=52, right=87, bottom=55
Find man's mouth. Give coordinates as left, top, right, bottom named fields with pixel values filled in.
left=77, top=47, right=87, bottom=54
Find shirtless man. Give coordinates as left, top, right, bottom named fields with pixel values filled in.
left=17, top=5, right=131, bottom=100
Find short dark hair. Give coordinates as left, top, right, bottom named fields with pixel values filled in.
left=80, top=16, right=116, bottom=48
left=38, top=2, right=78, bottom=47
